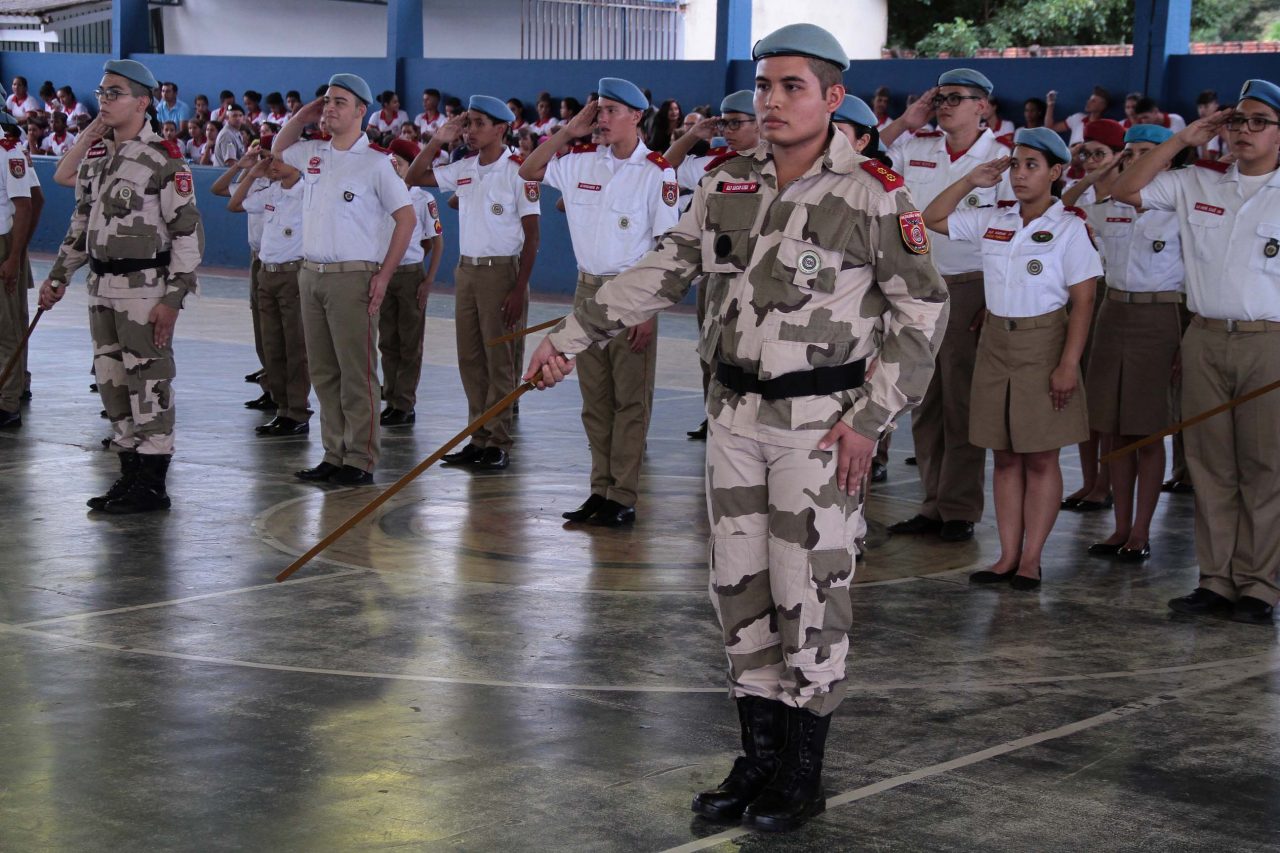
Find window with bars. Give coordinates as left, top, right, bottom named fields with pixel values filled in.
left=521, top=0, right=686, bottom=60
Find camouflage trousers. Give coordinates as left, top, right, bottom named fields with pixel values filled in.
left=88, top=293, right=175, bottom=455
left=706, top=415, right=859, bottom=717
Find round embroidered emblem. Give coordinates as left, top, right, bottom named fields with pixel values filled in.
left=618, top=216, right=630, bottom=230
left=1266, top=239, right=1279, bottom=259
left=490, top=203, right=504, bottom=216
left=120, top=187, right=132, bottom=200
left=965, top=195, right=979, bottom=207
left=1153, top=240, right=1166, bottom=253
left=1026, top=259, right=1044, bottom=276
left=797, top=250, right=821, bottom=275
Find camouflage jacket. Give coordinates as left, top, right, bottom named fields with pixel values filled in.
left=547, top=129, right=950, bottom=449
left=49, top=124, right=203, bottom=308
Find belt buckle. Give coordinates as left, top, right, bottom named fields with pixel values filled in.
left=1226, top=319, right=1239, bottom=333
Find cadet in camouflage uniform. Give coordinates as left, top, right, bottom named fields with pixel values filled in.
left=39, top=60, right=203, bottom=514
left=526, top=25, right=947, bottom=833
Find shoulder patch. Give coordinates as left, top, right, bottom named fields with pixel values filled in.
left=703, top=151, right=743, bottom=172
left=1194, top=158, right=1230, bottom=173
left=158, top=139, right=183, bottom=159
left=1063, top=205, right=1088, bottom=221
left=899, top=210, right=930, bottom=254
left=647, top=151, right=672, bottom=170
left=994, top=133, right=1014, bottom=148
left=859, top=159, right=905, bottom=192
left=705, top=145, right=729, bottom=157
left=0, top=138, right=16, bottom=152
left=997, top=200, right=1018, bottom=208
left=915, top=130, right=943, bottom=138
left=174, top=170, right=193, bottom=196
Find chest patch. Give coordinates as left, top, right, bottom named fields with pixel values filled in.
left=1265, top=239, right=1279, bottom=259
left=491, top=203, right=504, bottom=216
left=909, top=160, right=937, bottom=169
left=343, top=191, right=355, bottom=202
left=577, top=182, right=602, bottom=192
left=983, top=228, right=1015, bottom=242
left=899, top=211, right=930, bottom=255
left=717, top=180, right=759, bottom=194
left=87, top=142, right=108, bottom=159
left=1026, top=259, right=1044, bottom=275
left=1153, top=240, right=1166, bottom=253
left=457, top=177, right=473, bottom=187
left=1106, top=217, right=1133, bottom=224
left=1031, top=230, right=1053, bottom=243
left=618, top=216, right=631, bottom=230
left=1194, top=202, right=1224, bottom=216
left=307, top=156, right=322, bottom=175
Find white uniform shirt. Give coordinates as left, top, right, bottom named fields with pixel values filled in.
left=5, top=94, right=40, bottom=120
left=377, top=186, right=441, bottom=266
left=434, top=148, right=540, bottom=258
left=41, top=131, right=75, bottom=157
left=1064, top=177, right=1097, bottom=207
left=544, top=141, right=679, bottom=276
left=985, top=117, right=1016, bottom=138
left=530, top=118, right=560, bottom=137
left=1064, top=112, right=1092, bottom=146
left=0, top=140, right=38, bottom=235
left=62, top=101, right=90, bottom=124
left=1085, top=200, right=1183, bottom=293
left=414, top=111, right=445, bottom=137
left=368, top=108, right=409, bottom=136
left=241, top=179, right=305, bottom=264
left=889, top=128, right=1016, bottom=275
left=231, top=177, right=270, bottom=253
left=675, top=145, right=737, bottom=213
left=282, top=135, right=412, bottom=264
left=1141, top=161, right=1280, bottom=321
left=948, top=200, right=1102, bottom=318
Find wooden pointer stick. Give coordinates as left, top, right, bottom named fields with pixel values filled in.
left=276, top=380, right=537, bottom=583
left=485, top=315, right=564, bottom=347
left=0, top=307, right=43, bottom=392
left=1100, top=377, right=1280, bottom=464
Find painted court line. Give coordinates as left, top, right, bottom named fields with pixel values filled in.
left=659, top=655, right=1280, bottom=853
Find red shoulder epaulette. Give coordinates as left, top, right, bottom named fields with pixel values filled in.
left=369, top=142, right=390, bottom=154
left=915, top=130, right=943, bottom=138
left=1063, top=205, right=1088, bottom=220
left=0, top=138, right=16, bottom=151
left=859, top=159, right=905, bottom=191
left=1194, top=158, right=1230, bottom=173
left=159, top=139, right=183, bottom=159
left=997, top=200, right=1017, bottom=208
left=994, top=133, right=1014, bottom=148
left=558, top=143, right=597, bottom=158
left=510, top=154, right=526, bottom=165
left=704, top=150, right=743, bottom=172
left=647, top=151, right=672, bottom=170
left=704, top=145, right=729, bottom=157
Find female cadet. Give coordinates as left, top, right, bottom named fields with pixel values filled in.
left=1073, top=124, right=1187, bottom=562
left=924, top=128, right=1102, bottom=590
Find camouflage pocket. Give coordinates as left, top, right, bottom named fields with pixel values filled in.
left=800, top=547, right=854, bottom=651
left=105, top=179, right=146, bottom=217
left=772, top=237, right=840, bottom=293
left=702, top=194, right=760, bottom=273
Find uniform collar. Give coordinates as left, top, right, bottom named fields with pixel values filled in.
left=1218, top=163, right=1280, bottom=188
left=750, top=126, right=857, bottom=183
left=603, top=138, right=651, bottom=164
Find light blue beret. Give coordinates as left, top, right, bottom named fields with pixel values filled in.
left=103, top=59, right=158, bottom=91
left=937, top=67, right=993, bottom=95
left=711, top=136, right=729, bottom=148
left=833, top=95, right=877, bottom=127
left=1239, top=79, right=1280, bottom=113
left=719, top=90, right=756, bottom=117
left=328, top=73, right=373, bottom=105
left=469, top=94, right=515, bottom=124
left=752, top=23, right=850, bottom=71
left=1014, top=126, right=1071, bottom=164
left=1124, top=124, right=1174, bottom=146
left=597, top=77, right=647, bottom=111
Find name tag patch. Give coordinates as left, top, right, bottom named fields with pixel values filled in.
left=983, top=228, right=1015, bottom=242
left=717, top=181, right=759, bottom=194
left=909, top=160, right=937, bottom=169
left=307, top=155, right=321, bottom=175
left=577, top=182, right=602, bottom=192
left=1194, top=202, right=1225, bottom=216
left=457, top=177, right=473, bottom=186
left=1105, top=217, right=1133, bottom=223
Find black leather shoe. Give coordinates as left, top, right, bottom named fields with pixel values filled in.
left=381, top=408, right=416, bottom=427
left=20, top=388, right=30, bottom=403
left=245, top=392, right=275, bottom=411
left=742, top=706, right=831, bottom=833
left=256, top=417, right=286, bottom=435
left=295, top=461, right=341, bottom=482
left=938, top=520, right=974, bottom=542
left=88, top=451, right=140, bottom=510
left=1087, top=542, right=1122, bottom=556
left=1161, top=479, right=1194, bottom=494
left=1060, top=497, right=1082, bottom=510
left=89, top=383, right=98, bottom=393
left=1009, top=572, right=1042, bottom=591
left=969, top=568, right=1015, bottom=585
left=870, top=461, right=887, bottom=483
left=0, top=409, right=21, bottom=428
left=476, top=447, right=509, bottom=470
left=1117, top=543, right=1151, bottom=563
left=245, top=368, right=264, bottom=383
left=331, top=465, right=373, bottom=486
left=904, top=456, right=917, bottom=466
left=589, top=499, right=636, bottom=527
left=1230, top=596, right=1275, bottom=626
left=563, top=494, right=606, bottom=521
left=442, top=443, right=484, bottom=466
left=691, top=697, right=785, bottom=822
left=268, top=417, right=308, bottom=436
left=687, top=420, right=707, bottom=440
left=887, top=514, right=942, bottom=535
left=1072, top=497, right=1114, bottom=512
left=1168, top=588, right=1233, bottom=616
left=102, top=454, right=171, bottom=514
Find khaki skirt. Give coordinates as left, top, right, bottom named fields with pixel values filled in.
left=970, top=308, right=1090, bottom=453
left=1086, top=298, right=1184, bottom=436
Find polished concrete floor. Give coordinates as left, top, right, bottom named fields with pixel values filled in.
left=1, top=259, right=1278, bottom=852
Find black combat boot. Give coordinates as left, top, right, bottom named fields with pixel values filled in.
left=691, top=697, right=786, bottom=821
left=742, top=705, right=832, bottom=832
left=103, top=454, right=172, bottom=514
left=87, top=451, right=141, bottom=510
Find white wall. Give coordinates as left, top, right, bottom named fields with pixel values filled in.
left=683, top=0, right=888, bottom=61
left=422, top=0, right=522, bottom=59
left=161, top=0, right=386, bottom=57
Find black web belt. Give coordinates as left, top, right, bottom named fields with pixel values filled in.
left=89, top=250, right=171, bottom=276
left=716, top=359, right=866, bottom=400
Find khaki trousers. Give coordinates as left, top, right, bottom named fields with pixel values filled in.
left=0, top=232, right=26, bottom=410
left=912, top=274, right=986, bottom=522
left=1181, top=323, right=1280, bottom=606
left=299, top=268, right=380, bottom=472
left=378, top=263, right=428, bottom=412
left=249, top=253, right=268, bottom=393
left=454, top=260, right=517, bottom=451
left=574, top=272, right=657, bottom=506
left=257, top=265, right=311, bottom=423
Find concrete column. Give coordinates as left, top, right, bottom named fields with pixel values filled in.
left=112, top=0, right=150, bottom=59
left=1131, top=0, right=1191, bottom=104
left=386, top=0, right=424, bottom=98
left=715, top=0, right=752, bottom=90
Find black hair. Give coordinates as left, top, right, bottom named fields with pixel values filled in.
left=12, top=76, right=27, bottom=87
left=315, top=84, right=328, bottom=98
left=1196, top=89, right=1219, bottom=106
left=243, top=90, right=261, bottom=102
left=1133, top=96, right=1159, bottom=114
left=1091, top=85, right=1110, bottom=107
left=266, top=91, right=284, bottom=106
left=379, top=90, right=396, bottom=105
left=561, top=96, right=582, bottom=115
left=162, top=80, right=178, bottom=93
left=286, top=90, right=301, bottom=101
left=424, top=88, right=441, bottom=98
left=39, top=80, right=55, bottom=98
left=220, top=89, right=234, bottom=100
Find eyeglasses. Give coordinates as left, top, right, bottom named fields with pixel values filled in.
left=1226, top=115, right=1280, bottom=133
left=94, top=87, right=129, bottom=103
left=717, top=119, right=751, bottom=131
left=1080, top=148, right=1112, bottom=161
left=931, top=94, right=983, bottom=108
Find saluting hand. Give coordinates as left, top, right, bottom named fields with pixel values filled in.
left=434, top=115, right=466, bottom=145
left=562, top=99, right=599, bottom=138
left=523, top=336, right=575, bottom=390
left=37, top=280, right=64, bottom=311
left=817, top=421, right=877, bottom=496
left=903, top=87, right=938, bottom=131
left=294, top=97, right=324, bottom=124
left=1178, top=107, right=1234, bottom=148
left=690, top=115, right=720, bottom=141
left=967, top=156, right=1011, bottom=189
left=77, top=116, right=107, bottom=147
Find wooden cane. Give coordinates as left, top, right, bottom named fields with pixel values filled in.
left=275, top=380, right=537, bottom=583
left=485, top=315, right=564, bottom=348
left=1100, top=376, right=1280, bottom=464
left=0, top=307, right=43, bottom=392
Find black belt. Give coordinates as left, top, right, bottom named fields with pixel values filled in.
left=89, top=251, right=171, bottom=276
left=717, top=360, right=866, bottom=400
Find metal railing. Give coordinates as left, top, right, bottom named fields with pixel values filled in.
left=521, top=0, right=685, bottom=60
